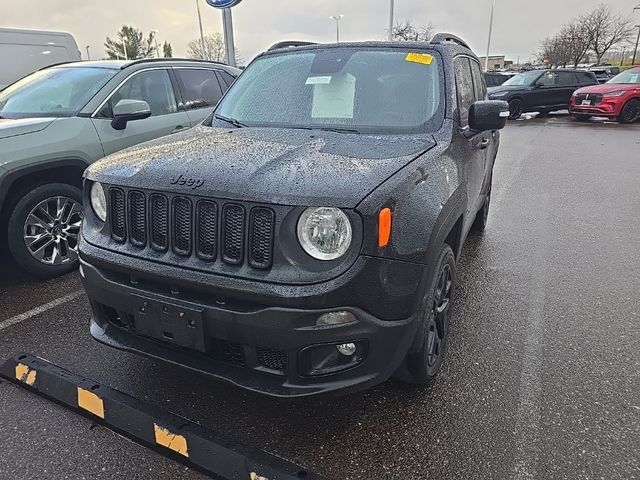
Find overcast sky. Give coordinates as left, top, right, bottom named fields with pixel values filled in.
left=2, top=0, right=638, bottom=63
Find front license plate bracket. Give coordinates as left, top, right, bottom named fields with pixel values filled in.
left=132, top=294, right=206, bottom=352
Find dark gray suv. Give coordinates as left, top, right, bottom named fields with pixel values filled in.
left=79, top=34, right=509, bottom=397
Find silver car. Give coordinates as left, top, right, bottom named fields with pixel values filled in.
left=0, top=59, right=240, bottom=277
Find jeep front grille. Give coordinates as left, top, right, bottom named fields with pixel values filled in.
left=108, top=188, right=276, bottom=270
left=110, top=188, right=126, bottom=242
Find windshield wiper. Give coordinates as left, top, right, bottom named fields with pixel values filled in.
left=314, top=127, right=361, bottom=134
left=214, top=114, right=246, bottom=128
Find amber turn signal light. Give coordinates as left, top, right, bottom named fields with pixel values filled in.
left=378, top=208, right=392, bottom=248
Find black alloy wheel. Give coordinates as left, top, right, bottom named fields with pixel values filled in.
left=619, top=99, right=640, bottom=124
left=402, top=244, right=456, bottom=385
left=508, top=99, right=523, bottom=120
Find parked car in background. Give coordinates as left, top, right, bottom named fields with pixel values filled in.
left=588, top=66, right=620, bottom=84
left=0, top=58, right=240, bottom=277
left=488, top=69, right=598, bottom=119
left=0, top=28, right=81, bottom=90
left=484, top=71, right=516, bottom=88
left=570, top=67, right=640, bottom=123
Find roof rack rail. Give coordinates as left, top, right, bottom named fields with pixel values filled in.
left=121, top=57, right=227, bottom=69
left=431, top=33, right=471, bottom=50
left=268, top=41, right=318, bottom=51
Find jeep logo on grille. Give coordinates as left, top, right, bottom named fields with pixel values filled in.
left=170, top=174, right=205, bottom=189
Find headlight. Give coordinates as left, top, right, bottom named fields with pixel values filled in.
left=297, top=207, right=352, bottom=260
left=603, top=90, right=626, bottom=97
left=90, top=182, right=107, bottom=222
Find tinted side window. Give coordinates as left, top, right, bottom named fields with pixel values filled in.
left=218, top=70, right=236, bottom=88
left=470, top=60, right=486, bottom=100
left=175, top=68, right=224, bottom=110
left=537, top=71, right=555, bottom=86
left=578, top=72, right=597, bottom=84
left=454, top=57, right=474, bottom=126
left=557, top=72, right=576, bottom=85
left=98, top=69, right=177, bottom=118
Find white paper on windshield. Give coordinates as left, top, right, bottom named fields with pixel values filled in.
left=306, top=76, right=332, bottom=85
left=311, top=73, right=356, bottom=119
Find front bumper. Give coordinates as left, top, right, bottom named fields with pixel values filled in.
left=569, top=99, right=622, bottom=117
left=79, top=244, right=425, bottom=398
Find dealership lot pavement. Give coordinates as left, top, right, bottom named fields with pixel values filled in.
left=1, top=115, right=639, bottom=480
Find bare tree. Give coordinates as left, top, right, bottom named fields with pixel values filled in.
left=391, top=21, right=434, bottom=42
left=105, top=25, right=156, bottom=60
left=583, top=3, right=633, bottom=65
left=538, top=35, right=572, bottom=67
left=187, top=33, right=226, bottom=62
left=560, top=21, right=591, bottom=67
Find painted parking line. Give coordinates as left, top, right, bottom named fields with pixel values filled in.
left=0, top=290, right=84, bottom=332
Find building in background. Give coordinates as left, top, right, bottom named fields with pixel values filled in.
left=478, top=55, right=514, bottom=71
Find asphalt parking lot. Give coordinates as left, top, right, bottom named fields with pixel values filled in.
left=1, top=115, right=639, bottom=480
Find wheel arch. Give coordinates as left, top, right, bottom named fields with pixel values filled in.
left=0, top=158, right=88, bottom=223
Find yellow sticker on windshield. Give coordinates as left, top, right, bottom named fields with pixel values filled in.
left=405, top=53, right=433, bottom=65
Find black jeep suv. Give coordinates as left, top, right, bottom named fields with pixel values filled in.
left=79, top=34, right=509, bottom=397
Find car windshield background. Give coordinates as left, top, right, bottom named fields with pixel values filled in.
left=215, top=48, right=443, bottom=134
left=502, top=71, right=541, bottom=87
left=0, top=67, right=116, bottom=119
left=608, top=70, right=640, bottom=84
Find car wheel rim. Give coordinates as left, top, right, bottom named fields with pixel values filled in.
left=427, top=263, right=452, bottom=367
left=23, top=196, right=83, bottom=266
left=624, top=103, right=639, bottom=122
left=509, top=101, right=522, bottom=118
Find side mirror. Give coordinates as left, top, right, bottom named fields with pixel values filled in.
left=469, top=100, right=509, bottom=131
left=111, top=99, right=151, bottom=131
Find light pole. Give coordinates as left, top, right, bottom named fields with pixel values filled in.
left=85, top=45, right=91, bottom=61
left=330, top=15, right=344, bottom=42
left=633, top=25, right=640, bottom=66
left=388, top=0, right=395, bottom=41
left=152, top=29, right=160, bottom=58
left=196, top=0, right=207, bottom=59
left=122, top=35, right=129, bottom=60
left=484, top=0, right=496, bottom=71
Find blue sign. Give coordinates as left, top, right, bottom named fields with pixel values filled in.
left=205, top=0, right=242, bottom=8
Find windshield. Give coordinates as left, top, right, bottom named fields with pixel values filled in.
left=0, top=67, right=116, bottom=119
left=215, top=48, right=443, bottom=134
left=502, top=71, right=542, bottom=86
left=607, top=69, right=640, bottom=84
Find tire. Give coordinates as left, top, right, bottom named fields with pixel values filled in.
left=471, top=179, right=492, bottom=233
left=618, top=99, right=640, bottom=124
left=508, top=99, right=523, bottom=120
left=573, top=114, right=591, bottom=121
left=402, top=244, right=456, bottom=385
left=7, top=183, right=83, bottom=279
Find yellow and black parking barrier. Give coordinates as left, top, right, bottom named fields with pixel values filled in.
left=1, top=353, right=322, bottom=480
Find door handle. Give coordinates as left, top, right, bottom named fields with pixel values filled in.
left=171, top=125, right=187, bottom=134
left=479, top=137, right=490, bottom=149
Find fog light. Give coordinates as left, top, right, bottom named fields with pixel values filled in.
left=337, top=343, right=357, bottom=356
left=316, top=311, right=357, bottom=327
left=299, top=341, right=368, bottom=377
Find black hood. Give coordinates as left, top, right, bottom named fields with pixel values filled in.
left=86, top=126, right=436, bottom=208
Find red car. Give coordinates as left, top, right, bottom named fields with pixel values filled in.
left=569, top=67, right=640, bottom=123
